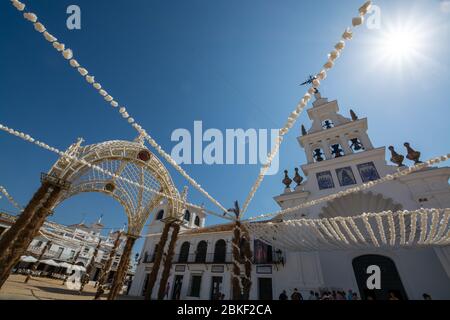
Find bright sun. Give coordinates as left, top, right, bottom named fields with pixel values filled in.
left=370, top=19, right=430, bottom=74
left=382, top=29, right=419, bottom=60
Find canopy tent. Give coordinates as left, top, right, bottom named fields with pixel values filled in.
left=20, top=255, right=38, bottom=263
left=246, top=208, right=450, bottom=252
left=39, top=259, right=60, bottom=267
left=67, top=265, right=86, bottom=273
left=58, top=262, right=73, bottom=269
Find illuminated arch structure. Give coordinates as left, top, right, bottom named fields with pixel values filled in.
left=0, top=137, right=185, bottom=299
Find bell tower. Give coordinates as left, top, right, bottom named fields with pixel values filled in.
left=299, top=91, right=373, bottom=164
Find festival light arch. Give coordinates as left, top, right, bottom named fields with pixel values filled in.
left=0, top=136, right=185, bottom=299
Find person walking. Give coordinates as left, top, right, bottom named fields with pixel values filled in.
left=279, top=290, right=288, bottom=300
left=291, top=288, right=303, bottom=300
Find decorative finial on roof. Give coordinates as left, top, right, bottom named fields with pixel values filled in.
left=97, top=214, right=103, bottom=224
left=134, top=132, right=146, bottom=145
left=282, top=170, right=292, bottom=189
left=404, top=142, right=422, bottom=164
left=293, top=168, right=304, bottom=187
left=388, top=146, right=405, bottom=167
left=301, top=125, right=307, bottom=136
left=350, top=109, right=358, bottom=121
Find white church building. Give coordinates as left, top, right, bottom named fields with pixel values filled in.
left=129, top=92, right=450, bottom=300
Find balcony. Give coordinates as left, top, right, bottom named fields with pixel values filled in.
left=253, top=250, right=286, bottom=266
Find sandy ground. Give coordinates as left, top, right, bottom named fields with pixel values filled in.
left=0, top=274, right=139, bottom=300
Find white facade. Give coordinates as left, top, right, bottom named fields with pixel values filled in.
left=130, top=92, right=450, bottom=300
left=0, top=213, right=135, bottom=281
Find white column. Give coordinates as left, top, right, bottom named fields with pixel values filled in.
left=339, top=136, right=353, bottom=155
left=359, top=133, right=373, bottom=150
left=321, top=141, right=332, bottom=160
left=304, top=145, right=314, bottom=163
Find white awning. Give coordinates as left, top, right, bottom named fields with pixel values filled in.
left=246, top=208, right=450, bottom=251
left=39, top=259, right=60, bottom=267
left=58, top=262, right=73, bottom=269
left=20, top=255, right=38, bottom=263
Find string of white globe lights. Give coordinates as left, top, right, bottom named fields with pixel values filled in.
left=243, top=152, right=450, bottom=222
left=245, top=208, right=450, bottom=251
left=0, top=185, right=23, bottom=212
left=0, top=123, right=234, bottom=223
left=8, top=0, right=228, bottom=215
left=240, top=1, right=373, bottom=216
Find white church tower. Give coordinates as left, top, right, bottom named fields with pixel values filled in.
left=273, top=91, right=450, bottom=300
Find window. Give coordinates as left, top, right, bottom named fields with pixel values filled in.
left=322, top=119, right=334, bottom=129
left=36, top=240, right=43, bottom=247
left=178, top=242, right=190, bottom=263
left=213, top=239, right=226, bottom=263
left=349, top=137, right=364, bottom=152
left=312, top=148, right=325, bottom=162
left=189, top=275, right=202, bottom=297
left=254, top=240, right=273, bottom=264
left=194, top=216, right=200, bottom=227
left=156, top=210, right=164, bottom=220
left=195, top=241, right=207, bottom=263
left=184, top=210, right=191, bottom=222
left=357, top=162, right=380, bottom=182
left=336, top=167, right=357, bottom=187
left=330, top=143, right=344, bottom=158
left=69, top=250, right=76, bottom=258
left=316, top=171, right=335, bottom=190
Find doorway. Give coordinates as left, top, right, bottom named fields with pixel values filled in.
left=172, top=275, right=184, bottom=300
left=258, top=277, right=273, bottom=300
left=352, top=254, right=408, bottom=300
left=210, top=276, right=223, bottom=300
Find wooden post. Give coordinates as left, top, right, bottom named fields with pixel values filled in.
left=107, top=234, right=137, bottom=300
left=144, top=222, right=171, bottom=300
left=240, top=224, right=252, bottom=300
left=0, top=183, right=63, bottom=289
left=0, top=182, right=51, bottom=263
left=231, top=220, right=242, bottom=300
left=157, top=223, right=180, bottom=300
left=24, top=240, right=52, bottom=283
left=94, top=232, right=122, bottom=300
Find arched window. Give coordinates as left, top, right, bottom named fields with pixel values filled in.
left=312, top=147, right=325, bottom=162
left=194, top=216, right=200, bottom=227
left=184, top=210, right=191, bottom=222
left=330, top=143, right=344, bottom=158
left=156, top=209, right=164, bottom=220
left=195, top=241, right=207, bottom=263
left=178, top=241, right=190, bottom=263
left=349, top=137, right=364, bottom=153
left=322, top=119, right=334, bottom=129
left=213, top=239, right=226, bottom=263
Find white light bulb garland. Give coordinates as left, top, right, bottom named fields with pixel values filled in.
left=0, top=185, right=23, bottom=211
left=246, top=209, right=450, bottom=251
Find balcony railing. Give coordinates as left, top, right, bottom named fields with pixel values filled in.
left=141, top=252, right=286, bottom=265
left=174, top=253, right=233, bottom=264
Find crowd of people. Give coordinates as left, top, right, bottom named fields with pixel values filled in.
left=278, top=289, right=360, bottom=300
left=279, top=289, right=433, bottom=300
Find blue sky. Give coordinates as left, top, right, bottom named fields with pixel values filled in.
left=1, top=0, right=449, bottom=254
